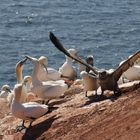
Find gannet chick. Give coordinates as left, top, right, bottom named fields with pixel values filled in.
left=11, top=83, right=49, bottom=131
left=0, top=85, right=11, bottom=98
left=86, top=55, right=94, bottom=73
left=38, top=56, right=61, bottom=81
left=77, top=55, right=94, bottom=73
left=25, top=55, right=68, bottom=103
left=80, top=71, right=99, bottom=97
left=59, top=48, right=77, bottom=80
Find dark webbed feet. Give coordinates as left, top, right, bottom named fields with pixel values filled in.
left=114, top=88, right=121, bottom=97
left=15, top=120, right=26, bottom=133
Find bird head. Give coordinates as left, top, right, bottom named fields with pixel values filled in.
left=98, top=70, right=108, bottom=80
left=1, top=85, right=11, bottom=93
left=86, top=55, right=94, bottom=66
left=38, top=56, right=48, bottom=71
left=68, top=49, right=78, bottom=60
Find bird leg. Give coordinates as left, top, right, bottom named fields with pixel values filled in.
left=45, top=99, right=50, bottom=105
left=95, top=90, right=98, bottom=97
left=42, top=99, right=50, bottom=105
left=42, top=100, right=45, bottom=104
left=122, top=77, right=125, bottom=83
left=100, top=89, right=104, bottom=97
left=15, top=120, right=26, bottom=132
left=85, top=91, right=88, bottom=97
left=113, top=83, right=122, bottom=97
left=28, top=121, right=33, bottom=128
left=114, top=88, right=121, bottom=97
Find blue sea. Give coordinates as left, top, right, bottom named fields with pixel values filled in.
left=0, top=0, right=140, bottom=88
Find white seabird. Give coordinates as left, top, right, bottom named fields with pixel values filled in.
left=85, top=55, right=94, bottom=72
left=7, top=75, right=33, bottom=108
left=38, top=56, right=61, bottom=81
left=0, top=85, right=11, bottom=98
left=11, top=83, right=49, bottom=131
left=59, top=48, right=77, bottom=80
left=80, top=71, right=99, bottom=97
left=15, top=58, right=31, bottom=103
left=25, top=55, right=68, bottom=103
left=7, top=58, right=33, bottom=107
left=119, top=58, right=140, bottom=83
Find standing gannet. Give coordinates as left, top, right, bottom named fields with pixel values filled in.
left=25, top=55, right=68, bottom=103
left=59, top=49, right=77, bottom=80
left=15, top=57, right=29, bottom=103
left=7, top=75, right=33, bottom=108
left=11, top=83, right=49, bottom=131
left=38, top=56, right=61, bottom=81
left=80, top=71, right=99, bottom=97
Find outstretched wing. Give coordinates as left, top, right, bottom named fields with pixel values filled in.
left=49, top=32, right=98, bottom=75
left=113, top=50, right=140, bottom=81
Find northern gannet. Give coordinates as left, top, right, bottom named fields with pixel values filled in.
left=15, top=58, right=30, bottom=103
left=59, top=49, right=77, bottom=80
left=80, top=71, right=99, bottom=97
left=25, top=56, right=68, bottom=103
left=38, top=56, right=61, bottom=81
left=11, top=83, right=49, bottom=131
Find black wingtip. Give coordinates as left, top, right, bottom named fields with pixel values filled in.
left=49, top=31, right=53, bottom=37
left=49, top=31, right=56, bottom=42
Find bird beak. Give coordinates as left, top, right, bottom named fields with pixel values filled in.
left=20, top=57, right=28, bottom=65
left=23, top=81, right=27, bottom=86
left=16, top=57, right=28, bottom=67
left=42, top=64, right=48, bottom=72
left=25, top=55, right=34, bottom=61
left=7, top=88, right=12, bottom=93
left=22, top=57, right=28, bottom=63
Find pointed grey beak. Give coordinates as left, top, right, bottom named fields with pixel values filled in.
left=25, top=55, right=33, bottom=61
left=25, top=55, right=38, bottom=62
left=20, top=57, right=28, bottom=65
left=16, top=57, right=28, bottom=67
left=42, top=64, right=48, bottom=72
left=23, top=80, right=27, bottom=86
left=7, top=88, right=12, bottom=93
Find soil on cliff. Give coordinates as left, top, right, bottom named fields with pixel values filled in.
left=0, top=81, right=140, bottom=140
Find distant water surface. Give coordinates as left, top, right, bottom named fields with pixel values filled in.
left=0, top=0, right=140, bottom=88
